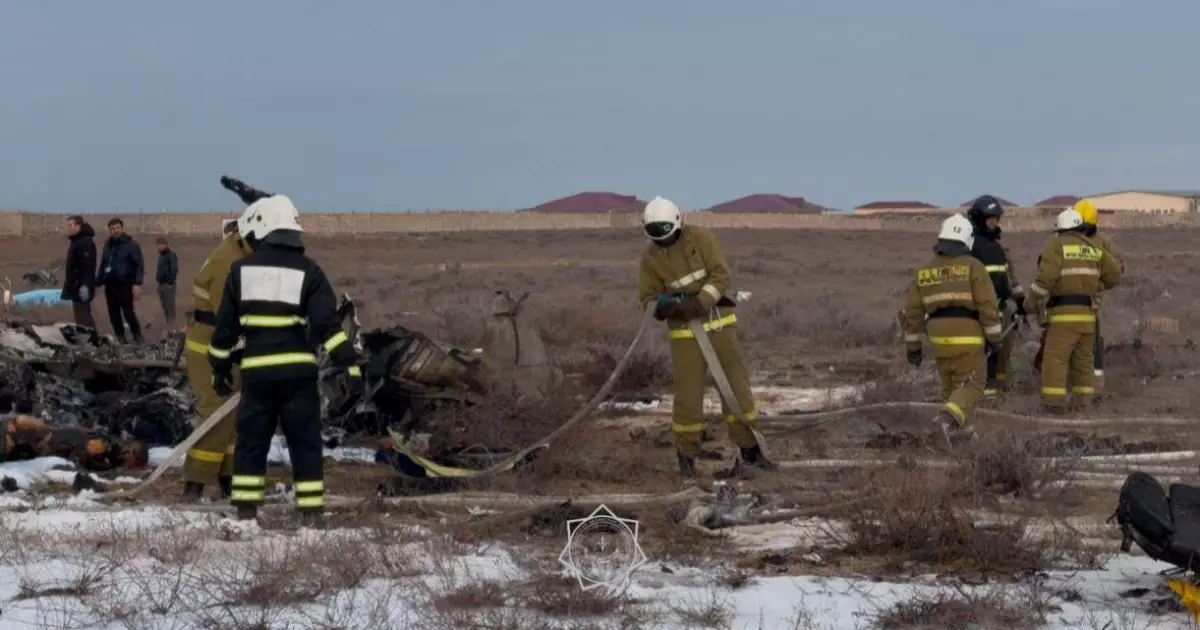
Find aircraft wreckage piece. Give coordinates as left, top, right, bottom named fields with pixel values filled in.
left=318, top=291, right=565, bottom=465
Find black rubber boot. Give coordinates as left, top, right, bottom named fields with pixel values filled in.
left=236, top=504, right=258, bottom=521
left=181, top=481, right=205, bottom=502
left=299, top=509, right=327, bottom=529
left=739, top=445, right=776, bottom=471
left=218, top=476, right=232, bottom=500
left=677, top=453, right=697, bottom=479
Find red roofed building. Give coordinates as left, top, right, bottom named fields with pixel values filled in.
left=1032, top=195, right=1080, bottom=209
left=852, top=200, right=941, bottom=215
left=524, top=192, right=647, bottom=213
left=706, top=194, right=826, bottom=214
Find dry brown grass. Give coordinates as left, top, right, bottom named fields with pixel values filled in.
left=869, top=582, right=1053, bottom=630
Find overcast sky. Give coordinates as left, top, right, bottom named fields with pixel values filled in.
left=2, top=1, right=1196, bottom=212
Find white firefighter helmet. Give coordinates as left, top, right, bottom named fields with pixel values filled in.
left=643, top=195, right=682, bottom=242
left=238, top=194, right=303, bottom=240
left=937, top=213, right=974, bottom=250
left=1055, top=208, right=1084, bottom=232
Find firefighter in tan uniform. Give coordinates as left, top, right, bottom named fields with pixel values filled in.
left=637, top=196, right=771, bottom=480
left=1075, top=200, right=1123, bottom=390
left=180, top=182, right=261, bottom=501
left=903, top=214, right=1003, bottom=450
left=1023, top=207, right=1121, bottom=411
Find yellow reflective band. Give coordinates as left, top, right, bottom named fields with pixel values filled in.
left=231, top=490, right=264, bottom=502
left=1042, top=387, right=1067, bottom=396
left=185, top=340, right=210, bottom=354
left=208, top=346, right=232, bottom=359
left=984, top=264, right=1008, bottom=273
left=240, top=353, right=317, bottom=369
left=983, top=389, right=999, bottom=397
left=921, top=292, right=973, bottom=305
left=1030, top=283, right=1048, bottom=296
left=1050, top=314, right=1096, bottom=323
left=666, top=269, right=707, bottom=290
left=669, top=314, right=739, bottom=339
left=239, top=315, right=308, bottom=327
left=1061, top=268, right=1100, bottom=277
left=296, top=495, right=325, bottom=509
left=323, top=331, right=348, bottom=352
left=724, top=410, right=758, bottom=424
left=700, top=284, right=721, bottom=301
left=294, top=480, right=324, bottom=493
left=1072, top=386, right=1096, bottom=394
left=904, top=334, right=922, bottom=343
left=187, top=448, right=225, bottom=463
left=945, top=402, right=966, bottom=422
left=927, top=336, right=984, bottom=346
left=191, top=285, right=211, bottom=300
left=984, top=324, right=1003, bottom=335
left=672, top=422, right=705, bottom=433
left=347, top=366, right=362, bottom=377
left=231, top=474, right=265, bottom=487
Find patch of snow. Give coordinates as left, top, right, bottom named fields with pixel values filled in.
left=0, top=504, right=1191, bottom=629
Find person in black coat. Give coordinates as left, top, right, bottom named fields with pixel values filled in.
left=96, top=217, right=145, bottom=343
left=61, top=215, right=97, bottom=329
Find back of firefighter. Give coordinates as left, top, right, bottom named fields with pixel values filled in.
left=1023, top=207, right=1121, bottom=411
left=903, top=214, right=1003, bottom=451
left=208, top=194, right=361, bottom=524
left=637, top=196, right=771, bottom=481
left=1075, top=200, right=1123, bottom=390
left=964, top=195, right=1026, bottom=397
left=181, top=219, right=252, bottom=501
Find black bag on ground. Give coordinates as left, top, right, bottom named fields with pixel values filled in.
left=1114, top=472, right=1200, bottom=571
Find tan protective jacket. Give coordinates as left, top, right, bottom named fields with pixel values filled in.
left=638, top=226, right=735, bottom=339
left=903, top=252, right=1003, bottom=358
left=185, top=233, right=252, bottom=349
left=1026, top=232, right=1121, bottom=331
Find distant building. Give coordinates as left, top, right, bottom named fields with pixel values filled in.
left=1081, top=190, right=1200, bottom=214
left=958, top=196, right=1020, bottom=209
left=706, top=194, right=826, bottom=214
left=524, top=192, right=647, bottom=213
left=1030, top=195, right=1081, bottom=216
left=852, top=200, right=942, bottom=216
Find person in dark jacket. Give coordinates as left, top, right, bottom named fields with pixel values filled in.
left=96, top=218, right=145, bottom=343
left=155, top=236, right=179, bottom=326
left=208, top=194, right=362, bottom=525
left=61, top=215, right=98, bottom=329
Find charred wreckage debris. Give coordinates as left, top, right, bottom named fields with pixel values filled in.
left=0, top=288, right=566, bottom=493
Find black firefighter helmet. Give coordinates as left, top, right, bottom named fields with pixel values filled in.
left=967, top=195, right=1004, bottom=234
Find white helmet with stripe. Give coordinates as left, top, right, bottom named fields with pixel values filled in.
left=937, top=213, right=974, bottom=250
left=238, top=194, right=303, bottom=241
left=643, top=196, right=682, bottom=242
left=1055, top=208, right=1084, bottom=232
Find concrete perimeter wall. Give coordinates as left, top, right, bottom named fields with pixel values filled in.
left=0, top=209, right=1194, bottom=237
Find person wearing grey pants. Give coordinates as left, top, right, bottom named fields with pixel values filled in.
left=155, top=236, right=179, bottom=326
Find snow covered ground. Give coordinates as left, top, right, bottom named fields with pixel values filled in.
left=0, top=499, right=1192, bottom=629
left=601, top=385, right=864, bottom=415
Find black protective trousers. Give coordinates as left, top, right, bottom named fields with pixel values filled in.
left=103, top=282, right=142, bottom=342
left=230, top=378, right=325, bottom=511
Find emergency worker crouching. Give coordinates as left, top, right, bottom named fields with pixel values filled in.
left=181, top=216, right=254, bottom=501
left=207, top=194, right=362, bottom=524
left=1023, top=208, right=1120, bottom=412
left=965, top=195, right=1026, bottom=397
left=903, top=214, right=1003, bottom=451
left=637, top=196, right=772, bottom=481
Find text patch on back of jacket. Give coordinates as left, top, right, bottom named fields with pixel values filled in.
left=918, top=265, right=971, bottom=288
left=1062, top=244, right=1103, bottom=262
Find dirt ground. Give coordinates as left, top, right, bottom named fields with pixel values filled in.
left=4, top=226, right=1199, bottom=574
